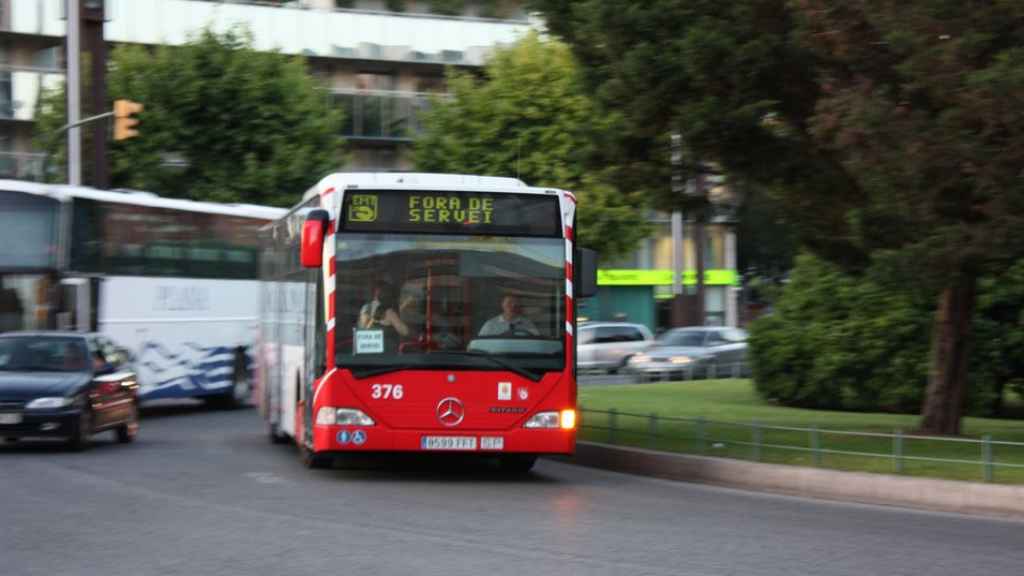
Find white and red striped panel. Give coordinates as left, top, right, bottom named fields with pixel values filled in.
left=562, top=191, right=577, bottom=371
left=321, top=186, right=337, bottom=369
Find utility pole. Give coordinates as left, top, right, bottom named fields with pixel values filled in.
left=670, top=134, right=707, bottom=326
left=66, top=0, right=81, bottom=185
left=670, top=133, right=687, bottom=326
left=693, top=169, right=706, bottom=326
left=83, top=0, right=108, bottom=188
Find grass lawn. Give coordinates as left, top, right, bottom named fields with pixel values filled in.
left=578, top=379, right=1024, bottom=484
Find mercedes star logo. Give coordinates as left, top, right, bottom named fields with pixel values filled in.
left=436, top=397, right=465, bottom=427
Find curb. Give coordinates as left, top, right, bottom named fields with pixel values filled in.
left=558, top=441, right=1024, bottom=520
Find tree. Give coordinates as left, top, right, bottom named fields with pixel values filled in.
left=414, top=32, right=650, bottom=260
left=533, top=0, right=1024, bottom=434
left=35, top=27, right=344, bottom=206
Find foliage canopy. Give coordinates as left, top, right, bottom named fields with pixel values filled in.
left=414, top=32, right=650, bottom=260
left=36, top=27, right=344, bottom=207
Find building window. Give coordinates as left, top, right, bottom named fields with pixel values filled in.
left=356, top=71, right=397, bottom=92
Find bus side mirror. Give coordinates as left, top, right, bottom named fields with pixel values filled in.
left=301, top=209, right=330, bottom=269
left=575, top=247, right=598, bottom=298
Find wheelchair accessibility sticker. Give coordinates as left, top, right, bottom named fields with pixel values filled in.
left=352, top=430, right=367, bottom=445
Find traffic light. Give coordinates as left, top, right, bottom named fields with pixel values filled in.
left=113, top=99, right=143, bottom=141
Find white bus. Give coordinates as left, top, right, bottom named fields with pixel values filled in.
left=0, top=180, right=285, bottom=406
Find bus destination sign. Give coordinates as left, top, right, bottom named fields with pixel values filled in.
left=341, top=190, right=561, bottom=236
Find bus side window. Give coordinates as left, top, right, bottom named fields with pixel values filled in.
left=313, top=272, right=325, bottom=374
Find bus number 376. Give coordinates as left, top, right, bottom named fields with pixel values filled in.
left=371, top=384, right=403, bottom=400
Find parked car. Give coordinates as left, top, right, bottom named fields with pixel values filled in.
left=0, top=332, right=140, bottom=449
left=624, top=326, right=749, bottom=379
left=577, top=322, right=655, bottom=373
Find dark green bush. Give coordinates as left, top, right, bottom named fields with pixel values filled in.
left=750, top=254, right=1024, bottom=416
left=750, top=254, right=931, bottom=412
left=430, top=0, right=465, bottom=16
left=971, top=261, right=1024, bottom=414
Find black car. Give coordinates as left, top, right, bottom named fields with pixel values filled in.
left=0, top=332, right=140, bottom=449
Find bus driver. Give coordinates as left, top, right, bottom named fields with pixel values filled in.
left=478, top=294, right=539, bottom=337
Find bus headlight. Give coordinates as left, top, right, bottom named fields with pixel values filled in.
left=315, top=407, right=375, bottom=426
left=670, top=356, right=692, bottom=364
left=524, top=411, right=559, bottom=429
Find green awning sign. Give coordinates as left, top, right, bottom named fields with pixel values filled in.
left=597, top=269, right=738, bottom=286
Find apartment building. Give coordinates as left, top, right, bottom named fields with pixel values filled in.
left=0, top=0, right=534, bottom=179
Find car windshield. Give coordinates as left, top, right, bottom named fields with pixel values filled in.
left=336, top=233, right=565, bottom=380
left=0, top=336, right=90, bottom=372
left=657, top=330, right=707, bottom=347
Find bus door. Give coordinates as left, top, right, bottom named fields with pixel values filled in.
left=0, top=273, right=56, bottom=332
left=58, top=277, right=100, bottom=332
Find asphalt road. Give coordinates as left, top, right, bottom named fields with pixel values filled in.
left=3, top=404, right=1023, bottom=576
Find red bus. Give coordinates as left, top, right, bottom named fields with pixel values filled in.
left=257, top=173, right=597, bottom=471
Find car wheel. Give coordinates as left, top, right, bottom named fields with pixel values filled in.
left=498, top=455, right=537, bottom=475
left=67, top=407, right=92, bottom=451
left=116, top=403, right=139, bottom=444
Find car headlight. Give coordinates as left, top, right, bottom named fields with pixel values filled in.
left=630, top=354, right=651, bottom=364
left=315, top=407, right=375, bottom=426
left=25, top=397, right=74, bottom=410
left=670, top=356, right=692, bottom=364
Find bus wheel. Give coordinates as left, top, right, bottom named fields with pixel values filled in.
left=499, top=455, right=537, bottom=475
left=300, top=444, right=332, bottom=469
left=206, top=364, right=250, bottom=410
left=268, top=421, right=289, bottom=444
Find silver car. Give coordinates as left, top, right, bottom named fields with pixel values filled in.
left=577, top=322, right=655, bottom=373
left=625, top=326, right=749, bottom=379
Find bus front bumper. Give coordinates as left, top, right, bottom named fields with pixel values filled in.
left=313, top=425, right=575, bottom=455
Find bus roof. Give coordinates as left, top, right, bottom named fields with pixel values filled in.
left=0, top=179, right=287, bottom=220
left=301, top=172, right=568, bottom=203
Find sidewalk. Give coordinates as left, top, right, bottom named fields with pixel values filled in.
left=560, top=441, right=1024, bottom=520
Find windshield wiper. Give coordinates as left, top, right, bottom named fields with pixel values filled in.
left=339, top=354, right=544, bottom=381
left=426, top=351, right=541, bottom=382
left=345, top=363, right=424, bottom=379
left=10, top=365, right=59, bottom=372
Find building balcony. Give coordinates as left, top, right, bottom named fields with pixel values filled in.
left=0, top=67, right=64, bottom=122
left=0, top=151, right=47, bottom=181
left=334, top=90, right=440, bottom=142
left=4, top=0, right=533, bottom=67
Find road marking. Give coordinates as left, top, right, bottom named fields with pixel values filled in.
left=243, top=472, right=288, bottom=485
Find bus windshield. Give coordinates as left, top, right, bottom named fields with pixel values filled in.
left=335, top=233, right=565, bottom=380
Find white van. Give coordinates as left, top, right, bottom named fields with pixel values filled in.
left=577, top=322, right=654, bottom=373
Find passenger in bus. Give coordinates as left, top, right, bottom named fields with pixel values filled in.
left=358, top=282, right=411, bottom=347
left=478, top=295, right=540, bottom=337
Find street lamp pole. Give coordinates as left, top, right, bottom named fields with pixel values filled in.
left=66, top=0, right=81, bottom=185
left=670, top=133, right=707, bottom=326
left=670, top=133, right=686, bottom=326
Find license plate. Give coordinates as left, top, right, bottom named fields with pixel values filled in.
left=0, top=413, right=22, bottom=425
left=421, top=436, right=477, bottom=451
left=480, top=436, right=504, bottom=451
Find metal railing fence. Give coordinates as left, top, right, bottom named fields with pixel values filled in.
left=579, top=407, right=1024, bottom=483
